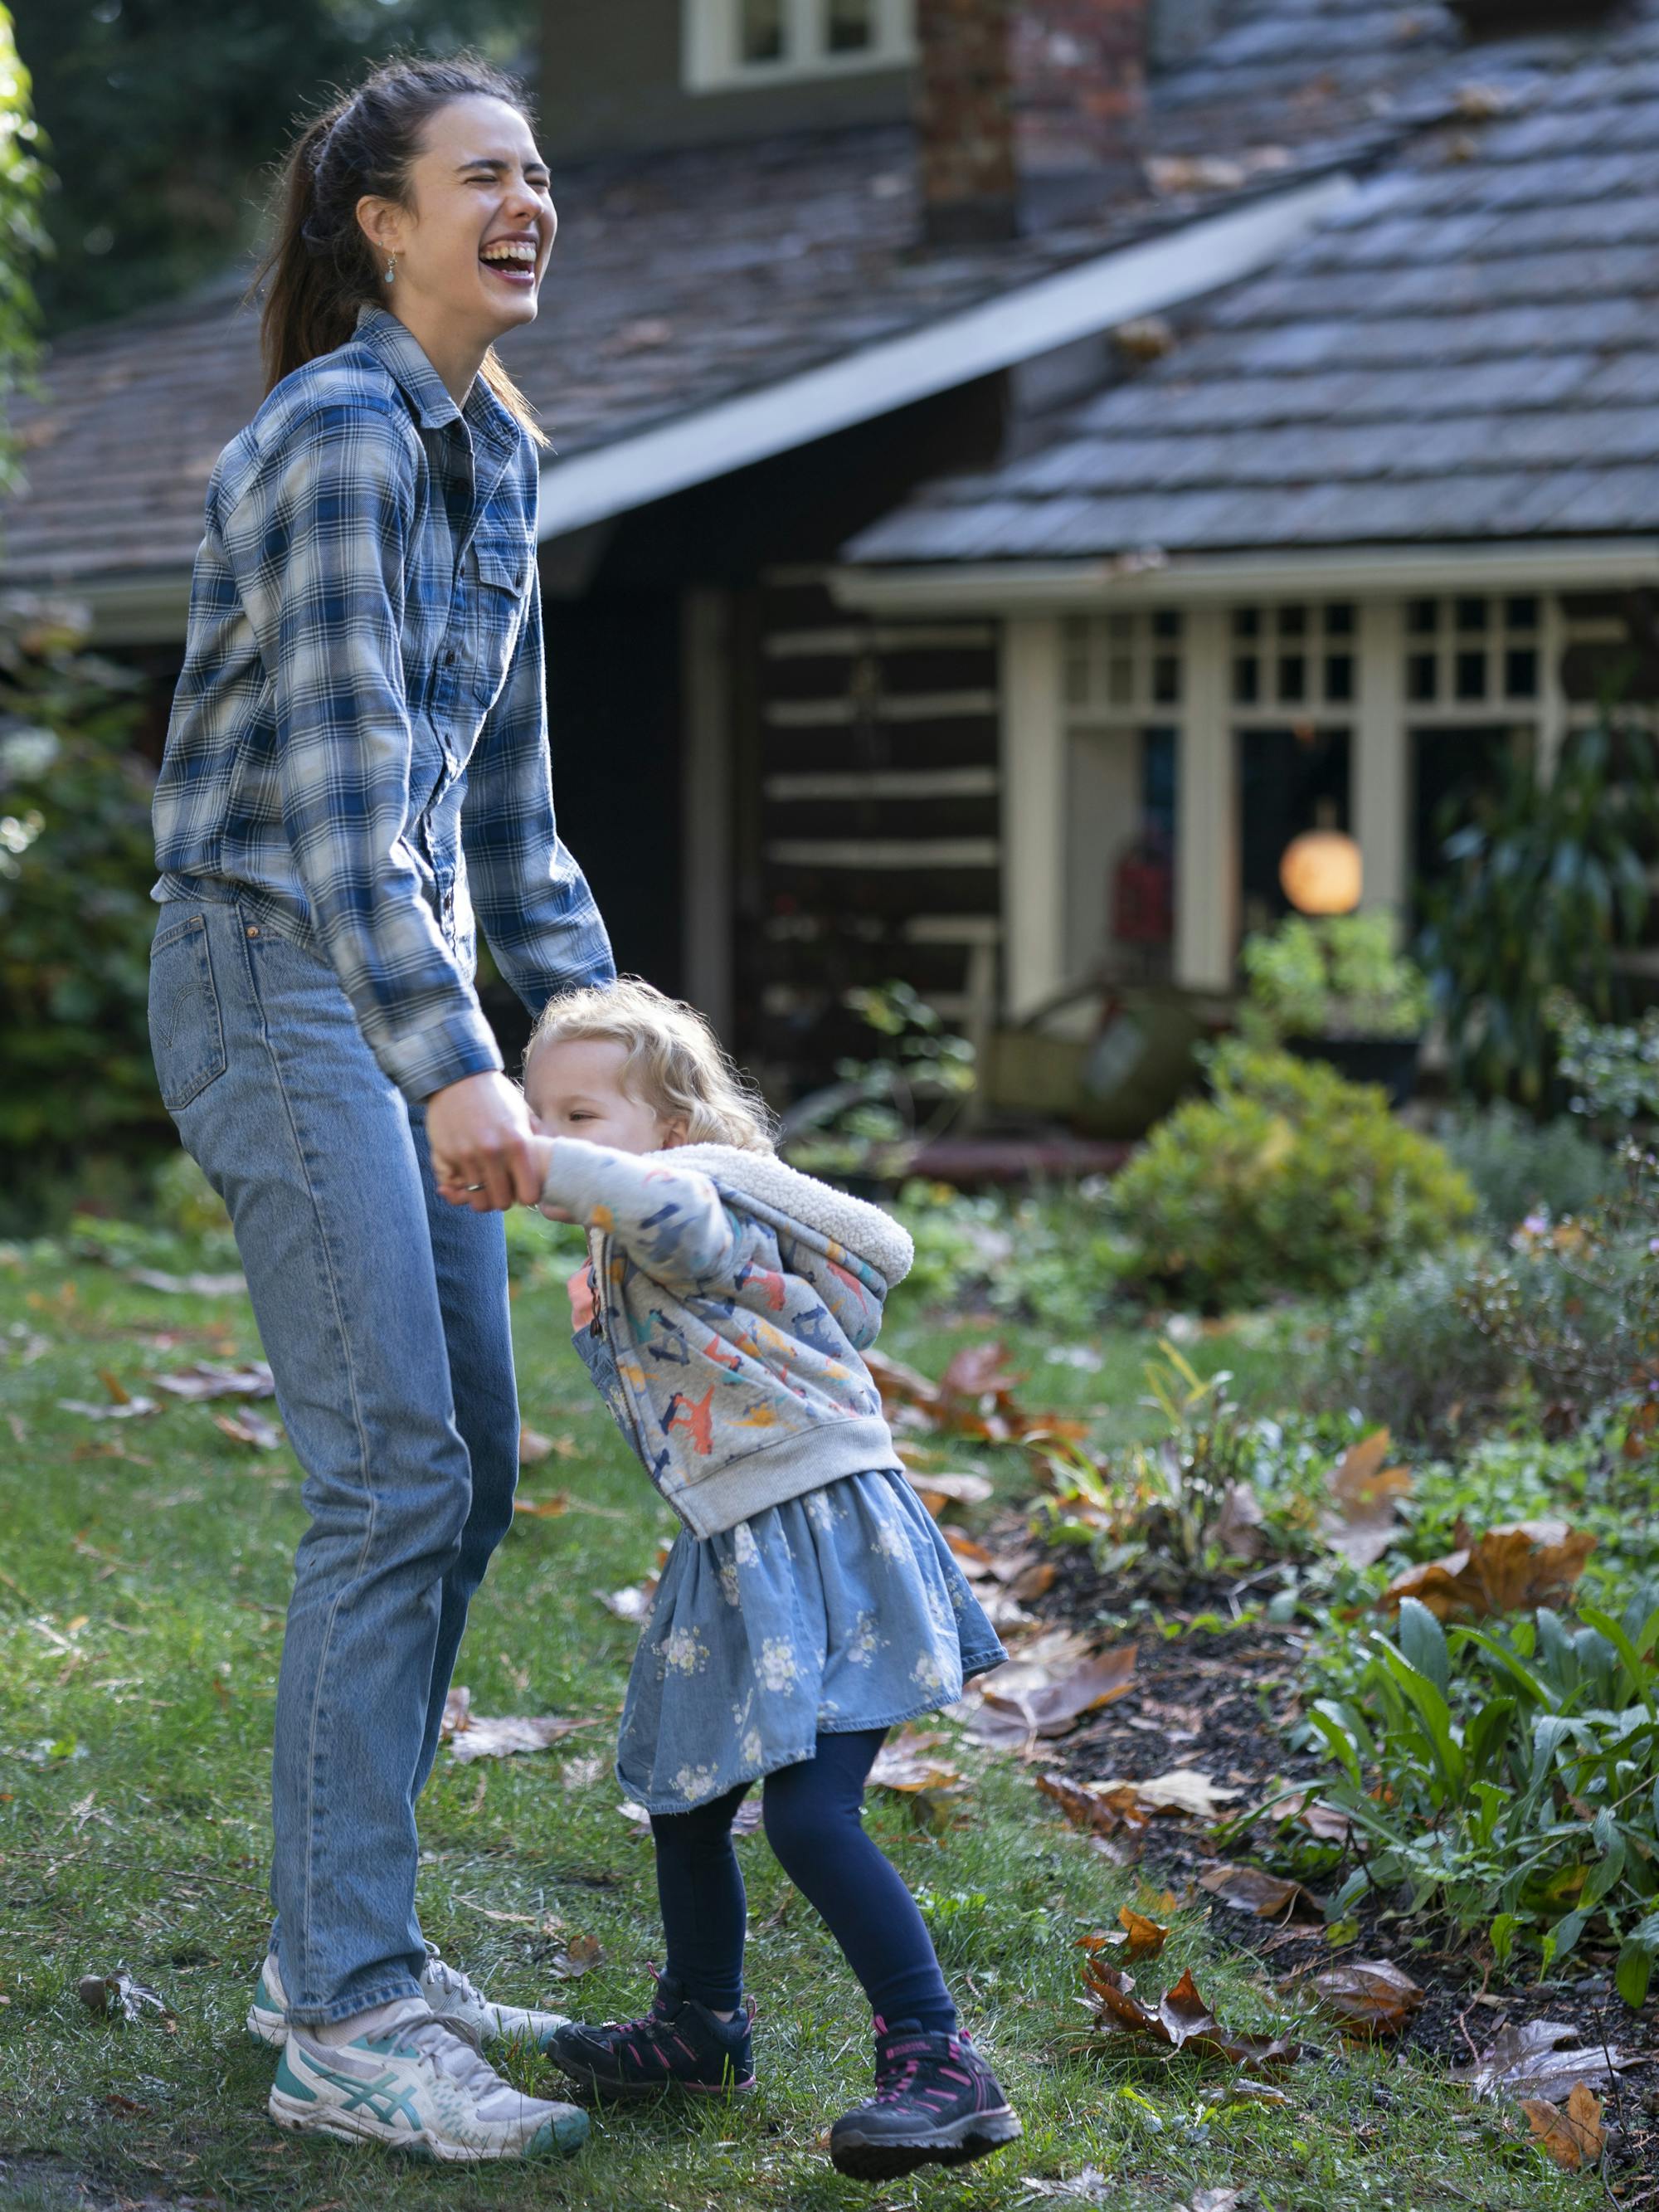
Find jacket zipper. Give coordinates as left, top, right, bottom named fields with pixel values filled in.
left=592, top=1229, right=692, bottom=1530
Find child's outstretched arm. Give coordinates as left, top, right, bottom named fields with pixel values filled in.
left=529, top=1137, right=738, bottom=1291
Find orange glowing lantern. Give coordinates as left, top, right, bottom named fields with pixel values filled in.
left=1279, top=826, right=1361, bottom=915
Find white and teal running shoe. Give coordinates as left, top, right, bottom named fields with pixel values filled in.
left=267, top=1998, right=587, bottom=2161
left=247, top=1943, right=570, bottom=2053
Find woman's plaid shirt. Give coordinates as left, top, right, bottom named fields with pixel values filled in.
left=153, top=308, right=614, bottom=1102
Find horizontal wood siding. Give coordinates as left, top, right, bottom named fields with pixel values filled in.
left=741, top=572, right=1001, bottom=1084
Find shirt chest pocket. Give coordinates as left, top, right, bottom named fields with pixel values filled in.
left=458, top=540, right=528, bottom=714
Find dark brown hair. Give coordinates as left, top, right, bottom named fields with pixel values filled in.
left=259, top=56, right=547, bottom=446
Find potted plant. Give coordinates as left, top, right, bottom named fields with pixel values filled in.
left=1240, top=912, right=1430, bottom=1103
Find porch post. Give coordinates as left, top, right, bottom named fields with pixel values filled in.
left=1355, top=598, right=1408, bottom=919
left=681, top=587, right=735, bottom=1041
left=1000, top=616, right=1065, bottom=1019
left=1175, top=605, right=1233, bottom=988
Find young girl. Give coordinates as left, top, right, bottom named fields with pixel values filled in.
left=508, top=979, right=1022, bottom=2182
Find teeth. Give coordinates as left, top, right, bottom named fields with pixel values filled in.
left=481, top=241, right=537, bottom=266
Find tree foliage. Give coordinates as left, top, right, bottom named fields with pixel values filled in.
left=13, top=0, right=533, bottom=333
left=0, top=3, right=46, bottom=470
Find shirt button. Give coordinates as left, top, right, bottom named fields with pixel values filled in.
left=445, top=648, right=458, bottom=666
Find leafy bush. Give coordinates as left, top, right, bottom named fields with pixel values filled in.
left=1438, top=1102, right=1615, bottom=1233
left=889, top=1180, right=1133, bottom=1329
left=0, top=597, right=158, bottom=1199
left=1314, top=1252, right=1516, bottom=1449
left=1241, top=913, right=1429, bottom=1043
left=1306, top=1593, right=1659, bottom=2005
left=1549, top=991, right=1659, bottom=1125
left=1418, top=721, right=1659, bottom=1104
left=781, top=982, right=975, bottom=1180
left=1112, top=1045, right=1477, bottom=1308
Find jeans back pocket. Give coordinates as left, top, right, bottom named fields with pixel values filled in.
left=148, top=912, right=226, bottom=1112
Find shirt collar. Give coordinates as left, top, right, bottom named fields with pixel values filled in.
left=354, top=305, right=518, bottom=459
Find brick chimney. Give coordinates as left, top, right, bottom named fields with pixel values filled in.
left=915, top=0, right=1150, bottom=245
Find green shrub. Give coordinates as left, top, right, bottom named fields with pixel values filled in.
left=1241, top=912, right=1429, bottom=1044
left=1314, top=1252, right=1516, bottom=1448
left=1304, top=1593, right=1659, bottom=2005
left=0, top=598, right=159, bottom=1201
left=1112, top=1044, right=1477, bottom=1308
left=889, top=1181, right=1133, bottom=1330
left=1438, top=1102, right=1615, bottom=1232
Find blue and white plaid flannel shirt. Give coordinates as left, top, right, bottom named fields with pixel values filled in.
left=153, top=306, right=614, bottom=1101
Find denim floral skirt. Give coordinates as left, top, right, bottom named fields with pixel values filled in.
left=615, top=1469, right=1006, bottom=1815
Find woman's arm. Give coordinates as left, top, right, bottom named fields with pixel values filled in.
left=531, top=1137, right=737, bottom=1289
left=220, top=399, right=504, bottom=1105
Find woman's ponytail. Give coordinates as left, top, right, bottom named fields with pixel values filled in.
left=255, top=58, right=548, bottom=447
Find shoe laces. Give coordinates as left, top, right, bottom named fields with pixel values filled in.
left=421, top=1941, right=481, bottom=2006
left=367, top=2000, right=534, bottom=2122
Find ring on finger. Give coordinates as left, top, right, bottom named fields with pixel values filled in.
left=464, top=1182, right=484, bottom=1192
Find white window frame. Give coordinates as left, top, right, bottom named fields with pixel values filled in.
left=683, top=0, right=915, bottom=92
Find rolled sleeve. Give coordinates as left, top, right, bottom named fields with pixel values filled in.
left=222, top=402, right=503, bottom=1100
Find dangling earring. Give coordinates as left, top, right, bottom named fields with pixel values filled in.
left=383, top=252, right=396, bottom=285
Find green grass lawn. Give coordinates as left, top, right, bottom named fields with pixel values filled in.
left=0, top=1235, right=1588, bottom=2211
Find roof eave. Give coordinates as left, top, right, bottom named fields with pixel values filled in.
left=830, top=539, right=1659, bottom=614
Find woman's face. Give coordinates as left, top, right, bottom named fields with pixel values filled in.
left=358, top=94, right=557, bottom=348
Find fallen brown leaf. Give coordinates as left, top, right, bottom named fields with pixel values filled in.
left=979, top=1644, right=1137, bottom=1739
left=902, top=1469, right=995, bottom=1513
left=867, top=1342, right=1085, bottom=1447
left=127, top=1266, right=247, bottom=1298
left=1319, top=1429, right=1413, bottom=1570
left=1090, top=1770, right=1243, bottom=1820
left=518, top=1423, right=558, bottom=1464
left=868, top=1728, right=961, bottom=1793
left=1039, top=1771, right=1149, bottom=1838
left=212, top=1408, right=283, bottom=1450
left=1521, top=2083, right=1604, bottom=2171
left=1117, top=1904, right=1169, bottom=1960
left=1199, top=1863, right=1324, bottom=1922
left=1082, top=1957, right=1299, bottom=2071
left=1382, top=1522, right=1596, bottom=1620
left=1214, top=1482, right=1267, bottom=1562
left=1449, top=2019, right=1637, bottom=2100
left=448, top=1713, right=598, bottom=1765
left=57, top=1391, right=159, bottom=1421
left=513, top=1492, right=572, bottom=1518
left=546, top=1932, right=603, bottom=1979
left=1302, top=1958, right=1424, bottom=2039
left=601, top=1581, right=657, bottom=1622
left=154, top=1360, right=275, bottom=1402
left=75, top=1970, right=172, bottom=2024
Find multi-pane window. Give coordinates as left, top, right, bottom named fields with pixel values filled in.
left=684, top=0, right=914, bottom=88
left=1230, top=603, right=1356, bottom=713
left=1063, top=611, right=1185, bottom=714
left=1403, top=595, right=1540, bottom=711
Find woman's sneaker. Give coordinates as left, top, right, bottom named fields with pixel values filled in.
left=247, top=1943, right=570, bottom=2053
left=268, top=1997, right=587, bottom=2161
left=830, top=2021, right=1021, bottom=2180
left=545, top=1971, right=756, bottom=2099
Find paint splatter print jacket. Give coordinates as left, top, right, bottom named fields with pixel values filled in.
left=538, top=1140, right=914, bottom=1539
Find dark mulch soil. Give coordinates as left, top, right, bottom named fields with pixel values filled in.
left=1014, top=1538, right=1659, bottom=2175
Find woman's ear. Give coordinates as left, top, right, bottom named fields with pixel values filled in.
left=355, top=194, right=407, bottom=261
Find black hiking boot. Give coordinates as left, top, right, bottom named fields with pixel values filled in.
left=830, top=2020, right=1022, bottom=2181
left=544, top=1971, right=756, bottom=2101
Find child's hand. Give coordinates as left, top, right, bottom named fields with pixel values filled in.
left=567, top=1264, right=596, bottom=1331
left=523, top=1134, right=574, bottom=1220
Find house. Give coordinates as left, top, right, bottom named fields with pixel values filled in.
left=7, top=0, right=1657, bottom=1098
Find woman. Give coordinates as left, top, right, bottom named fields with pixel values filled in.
left=148, top=57, right=610, bottom=2161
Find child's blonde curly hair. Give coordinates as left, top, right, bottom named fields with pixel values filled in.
left=524, top=977, right=777, bottom=1154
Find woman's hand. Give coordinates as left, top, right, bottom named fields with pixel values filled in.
left=428, top=1071, right=543, bottom=1211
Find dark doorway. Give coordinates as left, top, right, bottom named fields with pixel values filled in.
left=1237, top=724, right=1352, bottom=943
left=1411, top=723, right=1529, bottom=916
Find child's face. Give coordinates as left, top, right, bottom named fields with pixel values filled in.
left=524, top=1036, right=687, bottom=1155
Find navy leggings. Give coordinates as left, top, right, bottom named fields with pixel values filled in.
left=648, top=1728, right=956, bottom=2031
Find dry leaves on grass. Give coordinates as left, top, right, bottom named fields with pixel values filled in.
left=544, top=1932, right=604, bottom=1980
left=1080, top=1905, right=1170, bottom=1964
left=513, top=1492, right=572, bottom=1518
left=1449, top=2019, right=1640, bottom=2100
left=1198, top=1863, right=1324, bottom=1923
left=1082, top=1956, right=1300, bottom=2071
left=867, top=1342, right=1085, bottom=1447
left=1318, top=1429, right=1412, bottom=1571
left=1521, top=2083, right=1605, bottom=2172
left=1038, top=1767, right=1241, bottom=1839
left=212, top=1407, right=283, bottom=1450
left=973, top=1644, right=1136, bottom=1746
left=128, top=1266, right=247, bottom=1298
left=440, top=1686, right=599, bottom=1766
left=75, top=1971, right=173, bottom=2026
left=902, top=1467, right=995, bottom=1513
left=868, top=1728, right=961, bottom=1793
left=1381, top=1521, right=1596, bottom=1621
left=153, top=1359, right=274, bottom=1402
left=1297, top=1958, right=1424, bottom=2039
left=600, top=1542, right=673, bottom=1622
left=58, top=1369, right=159, bottom=1421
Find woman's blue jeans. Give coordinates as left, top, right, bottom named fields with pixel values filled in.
left=147, top=898, right=519, bottom=2024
